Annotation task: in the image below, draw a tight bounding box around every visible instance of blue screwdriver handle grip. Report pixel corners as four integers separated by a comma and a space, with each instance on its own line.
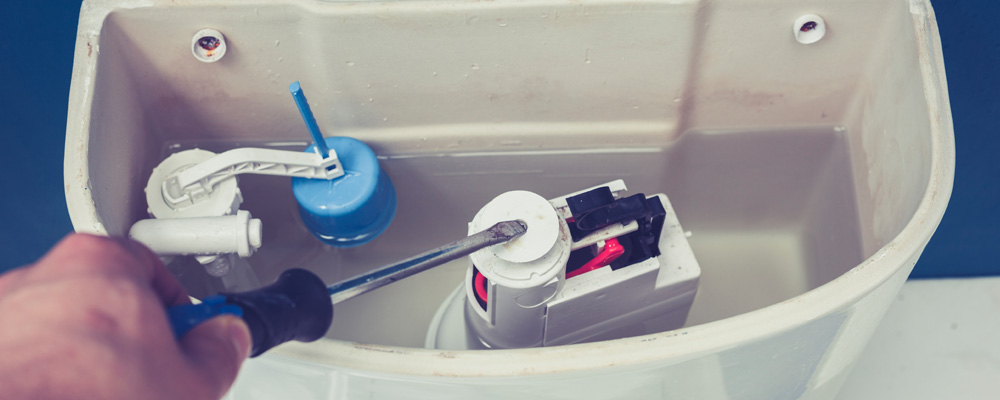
167, 295, 244, 338
165, 269, 333, 357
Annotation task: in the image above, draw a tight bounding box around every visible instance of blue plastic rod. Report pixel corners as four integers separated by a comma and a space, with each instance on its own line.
289, 81, 332, 158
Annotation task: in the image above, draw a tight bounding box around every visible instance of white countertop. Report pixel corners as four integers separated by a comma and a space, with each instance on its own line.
837, 277, 1000, 399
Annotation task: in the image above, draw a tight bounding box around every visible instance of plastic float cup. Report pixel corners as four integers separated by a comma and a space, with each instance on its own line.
292, 137, 397, 248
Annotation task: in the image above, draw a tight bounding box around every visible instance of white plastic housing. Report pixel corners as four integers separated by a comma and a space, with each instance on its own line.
545, 194, 700, 345
129, 210, 262, 257
460, 183, 700, 348
146, 149, 242, 220
465, 191, 572, 348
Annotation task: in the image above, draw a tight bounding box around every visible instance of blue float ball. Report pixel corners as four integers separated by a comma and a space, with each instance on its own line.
292, 137, 396, 247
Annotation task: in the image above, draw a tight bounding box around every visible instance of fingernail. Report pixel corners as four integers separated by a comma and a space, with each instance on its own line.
228, 319, 252, 360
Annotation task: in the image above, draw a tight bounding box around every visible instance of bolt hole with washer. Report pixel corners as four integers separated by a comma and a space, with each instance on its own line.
192, 29, 227, 63
793, 14, 826, 45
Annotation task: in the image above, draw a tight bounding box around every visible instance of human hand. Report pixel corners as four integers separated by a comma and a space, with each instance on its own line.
0, 234, 250, 400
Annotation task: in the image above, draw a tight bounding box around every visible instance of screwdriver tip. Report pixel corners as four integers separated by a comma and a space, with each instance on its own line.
491, 219, 528, 240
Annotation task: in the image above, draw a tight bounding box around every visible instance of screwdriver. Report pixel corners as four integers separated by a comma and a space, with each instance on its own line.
167, 219, 527, 357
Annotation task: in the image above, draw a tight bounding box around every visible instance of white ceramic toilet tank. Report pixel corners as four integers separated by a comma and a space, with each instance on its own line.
64, 0, 954, 398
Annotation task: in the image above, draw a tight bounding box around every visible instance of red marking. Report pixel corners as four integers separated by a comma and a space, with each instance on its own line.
566, 238, 625, 279
474, 270, 488, 304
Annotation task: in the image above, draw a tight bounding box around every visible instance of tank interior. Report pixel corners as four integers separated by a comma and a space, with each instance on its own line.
77, 0, 935, 347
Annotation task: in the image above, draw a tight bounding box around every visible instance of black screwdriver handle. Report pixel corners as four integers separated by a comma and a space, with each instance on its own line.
168, 268, 333, 357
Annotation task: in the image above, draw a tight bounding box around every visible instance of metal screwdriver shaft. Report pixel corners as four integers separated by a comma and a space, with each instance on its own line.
327, 220, 527, 304
169, 220, 526, 356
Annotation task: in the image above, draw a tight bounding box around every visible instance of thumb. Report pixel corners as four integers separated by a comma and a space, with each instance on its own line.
181, 315, 252, 397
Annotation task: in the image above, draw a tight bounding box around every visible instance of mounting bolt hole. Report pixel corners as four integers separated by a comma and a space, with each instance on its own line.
192, 29, 227, 63
793, 14, 826, 45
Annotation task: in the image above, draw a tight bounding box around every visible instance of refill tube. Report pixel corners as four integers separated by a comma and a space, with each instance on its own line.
129, 210, 262, 257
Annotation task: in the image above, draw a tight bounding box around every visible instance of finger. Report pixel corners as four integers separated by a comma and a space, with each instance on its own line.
37, 234, 189, 307
118, 239, 190, 307
180, 315, 251, 398
0, 268, 27, 295
39, 234, 154, 279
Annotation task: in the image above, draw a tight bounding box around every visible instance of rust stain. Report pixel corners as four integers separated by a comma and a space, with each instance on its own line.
87, 42, 92, 57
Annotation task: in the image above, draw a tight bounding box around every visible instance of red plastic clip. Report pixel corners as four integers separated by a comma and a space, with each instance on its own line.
474, 270, 489, 304
566, 238, 625, 279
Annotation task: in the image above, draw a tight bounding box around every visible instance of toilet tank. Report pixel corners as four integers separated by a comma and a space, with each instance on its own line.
64, 0, 954, 398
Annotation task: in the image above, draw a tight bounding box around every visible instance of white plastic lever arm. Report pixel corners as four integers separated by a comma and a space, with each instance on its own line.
162, 147, 344, 207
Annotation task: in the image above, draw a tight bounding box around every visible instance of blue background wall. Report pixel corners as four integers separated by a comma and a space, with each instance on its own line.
0, 0, 995, 276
